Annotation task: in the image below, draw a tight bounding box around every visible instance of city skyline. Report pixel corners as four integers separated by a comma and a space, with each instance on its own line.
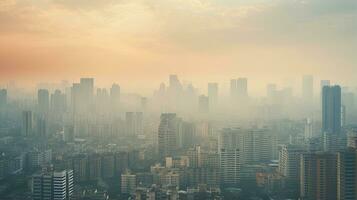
1, 1, 357, 200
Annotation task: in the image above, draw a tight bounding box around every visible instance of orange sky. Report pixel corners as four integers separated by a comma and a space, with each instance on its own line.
0, 0, 357, 93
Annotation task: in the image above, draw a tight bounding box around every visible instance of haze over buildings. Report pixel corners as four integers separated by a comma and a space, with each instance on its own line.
1, 0, 357, 200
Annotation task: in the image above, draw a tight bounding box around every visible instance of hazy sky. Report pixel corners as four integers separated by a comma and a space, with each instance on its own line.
0, 0, 356, 93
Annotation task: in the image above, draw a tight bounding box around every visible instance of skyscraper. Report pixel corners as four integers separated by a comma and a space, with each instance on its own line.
198, 95, 209, 113
0, 89, 7, 108
125, 112, 143, 136
230, 78, 248, 102
300, 152, 337, 200
121, 172, 137, 194
179, 121, 196, 149
304, 118, 314, 140
187, 145, 202, 168
80, 78, 94, 99
322, 85, 341, 134
169, 74, 181, 90
70, 78, 94, 114
322, 85, 341, 151
64, 124, 74, 142
71, 83, 81, 114
337, 148, 357, 200
207, 83, 218, 107
342, 92, 354, 125
220, 127, 274, 165
302, 75, 314, 104
38, 89, 50, 113
51, 90, 67, 113
220, 129, 241, 186
237, 78, 248, 98
80, 78, 94, 111
279, 144, 306, 191
22, 111, 33, 136
36, 115, 47, 137
110, 83, 120, 110
320, 80, 331, 90
158, 113, 178, 159
32, 170, 74, 200
220, 148, 240, 187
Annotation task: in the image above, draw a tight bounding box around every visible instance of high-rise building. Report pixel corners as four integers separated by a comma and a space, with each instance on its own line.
32, 170, 73, 200
121, 172, 137, 194
230, 78, 248, 102
0, 89, 7, 108
72, 155, 88, 183
220, 127, 274, 165
220, 148, 240, 187
115, 152, 129, 175
64, 125, 74, 142
22, 111, 33, 136
242, 127, 274, 164
341, 105, 346, 127
110, 84, 120, 105
278, 144, 306, 190
279, 145, 305, 180
95, 88, 109, 112
304, 118, 314, 140
36, 115, 47, 137
266, 84, 277, 100
72, 78, 94, 113
300, 152, 337, 200
101, 153, 115, 179
207, 83, 218, 107
71, 83, 81, 114
125, 112, 143, 136
320, 80, 331, 90
347, 129, 357, 149
80, 78, 94, 99
38, 89, 50, 113
158, 113, 178, 159
320, 80, 331, 104
169, 75, 181, 90
187, 145, 202, 168
126, 112, 135, 135
342, 92, 354, 125
51, 90, 67, 113
337, 148, 357, 200
237, 78, 248, 98
220, 129, 241, 186
27, 149, 52, 171
322, 85, 341, 151
160, 171, 180, 187
88, 154, 101, 181
198, 95, 209, 113
180, 121, 196, 149
302, 75, 314, 104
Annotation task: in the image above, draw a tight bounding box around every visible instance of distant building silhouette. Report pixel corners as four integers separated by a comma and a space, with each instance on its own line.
22, 111, 33, 136
38, 89, 50, 113
322, 85, 341, 151
208, 82, 218, 107
158, 113, 178, 159
198, 95, 209, 113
